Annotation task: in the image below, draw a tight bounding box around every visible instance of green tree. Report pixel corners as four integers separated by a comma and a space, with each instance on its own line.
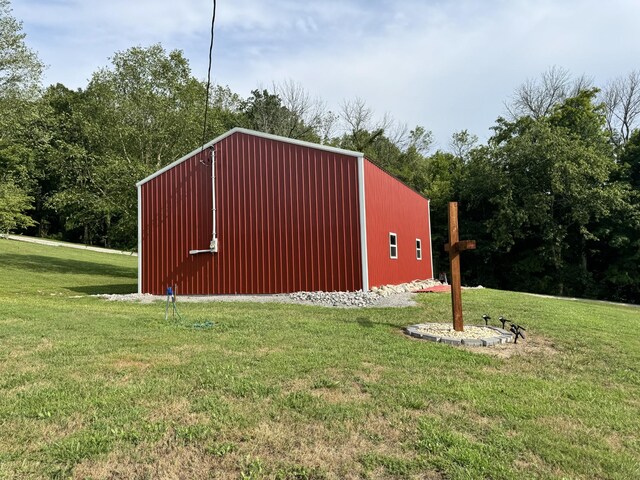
86, 44, 210, 170
589, 130, 640, 302
458, 90, 618, 297
0, 0, 43, 235
241, 88, 321, 142
0, 177, 34, 234
47, 44, 224, 247
449, 129, 478, 160
35, 84, 106, 243
0, 0, 42, 97
422, 150, 465, 274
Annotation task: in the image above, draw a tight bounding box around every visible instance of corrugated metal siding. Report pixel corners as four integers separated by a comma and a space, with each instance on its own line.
141, 131, 362, 294
364, 159, 432, 287
141, 148, 213, 295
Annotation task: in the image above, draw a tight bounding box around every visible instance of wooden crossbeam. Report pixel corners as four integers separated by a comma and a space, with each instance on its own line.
444, 240, 476, 254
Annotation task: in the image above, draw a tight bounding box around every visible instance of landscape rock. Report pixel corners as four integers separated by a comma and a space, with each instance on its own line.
96, 278, 453, 309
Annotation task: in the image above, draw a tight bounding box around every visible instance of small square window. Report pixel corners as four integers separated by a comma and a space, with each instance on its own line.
389, 233, 398, 259
416, 239, 422, 260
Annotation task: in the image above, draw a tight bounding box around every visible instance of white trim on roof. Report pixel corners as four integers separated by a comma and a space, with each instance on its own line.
136, 127, 364, 187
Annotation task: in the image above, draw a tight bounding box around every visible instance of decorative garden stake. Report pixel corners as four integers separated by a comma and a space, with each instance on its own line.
510, 323, 526, 343
444, 202, 476, 332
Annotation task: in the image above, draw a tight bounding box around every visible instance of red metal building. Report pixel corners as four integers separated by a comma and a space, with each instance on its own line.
137, 128, 432, 295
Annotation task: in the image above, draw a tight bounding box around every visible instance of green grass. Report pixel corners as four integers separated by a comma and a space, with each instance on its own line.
1, 238, 639, 479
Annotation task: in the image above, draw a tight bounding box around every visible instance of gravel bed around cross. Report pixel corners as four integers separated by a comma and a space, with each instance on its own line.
95, 279, 449, 308
411, 324, 501, 339
405, 322, 515, 346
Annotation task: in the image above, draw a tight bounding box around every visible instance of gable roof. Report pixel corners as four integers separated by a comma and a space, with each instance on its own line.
136, 127, 364, 187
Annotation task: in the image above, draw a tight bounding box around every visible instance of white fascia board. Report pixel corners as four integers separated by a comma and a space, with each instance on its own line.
137, 185, 142, 294
357, 155, 369, 291
233, 128, 364, 157
427, 199, 434, 280
136, 127, 364, 187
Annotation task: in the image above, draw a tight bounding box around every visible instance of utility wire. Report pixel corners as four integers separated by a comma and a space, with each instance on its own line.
200, 0, 217, 153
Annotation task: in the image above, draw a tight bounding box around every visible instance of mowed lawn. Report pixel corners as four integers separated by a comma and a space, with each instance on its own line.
0, 240, 639, 480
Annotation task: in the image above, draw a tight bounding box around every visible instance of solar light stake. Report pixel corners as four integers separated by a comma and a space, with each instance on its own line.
509, 323, 526, 344
482, 314, 491, 326
499, 316, 508, 329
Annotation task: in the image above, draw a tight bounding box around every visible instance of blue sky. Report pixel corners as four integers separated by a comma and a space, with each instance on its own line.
12, 0, 640, 148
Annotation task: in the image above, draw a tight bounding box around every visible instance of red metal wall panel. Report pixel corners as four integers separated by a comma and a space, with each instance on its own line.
141, 148, 213, 296
364, 159, 432, 287
141, 131, 363, 294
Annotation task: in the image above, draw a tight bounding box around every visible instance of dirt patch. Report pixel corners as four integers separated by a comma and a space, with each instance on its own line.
34, 338, 55, 352
254, 346, 286, 356
512, 451, 547, 473
5, 379, 52, 396
73, 444, 218, 480
461, 334, 559, 359
356, 363, 387, 383
41, 415, 87, 444
283, 376, 371, 404
146, 399, 208, 427
111, 359, 151, 370
423, 402, 494, 444
311, 384, 370, 404
237, 419, 415, 479
71, 415, 440, 480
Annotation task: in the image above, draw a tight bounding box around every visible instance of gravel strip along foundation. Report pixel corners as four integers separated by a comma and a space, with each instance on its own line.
405, 323, 514, 347
96, 279, 449, 308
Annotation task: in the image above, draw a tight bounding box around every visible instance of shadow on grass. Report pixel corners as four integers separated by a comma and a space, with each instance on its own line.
355, 316, 403, 330
0, 254, 136, 279
357, 317, 374, 328
68, 283, 138, 295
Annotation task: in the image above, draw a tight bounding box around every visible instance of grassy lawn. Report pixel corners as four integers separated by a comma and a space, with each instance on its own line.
1, 239, 639, 479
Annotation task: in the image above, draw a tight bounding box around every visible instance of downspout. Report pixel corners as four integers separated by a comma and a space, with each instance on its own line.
190, 146, 219, 255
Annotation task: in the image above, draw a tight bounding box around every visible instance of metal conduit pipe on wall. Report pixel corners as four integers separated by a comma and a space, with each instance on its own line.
189, 146, 218, 255
210, 146, 218, 252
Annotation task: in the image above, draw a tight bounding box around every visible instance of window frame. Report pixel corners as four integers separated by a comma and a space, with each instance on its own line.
416, 238, 422, 260
389, 232, 398, 259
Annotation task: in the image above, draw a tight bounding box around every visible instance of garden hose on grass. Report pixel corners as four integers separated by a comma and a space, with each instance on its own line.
164, 286, 216, 329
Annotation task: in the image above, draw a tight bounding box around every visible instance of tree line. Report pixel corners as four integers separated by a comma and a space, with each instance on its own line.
1, 1, 639, 302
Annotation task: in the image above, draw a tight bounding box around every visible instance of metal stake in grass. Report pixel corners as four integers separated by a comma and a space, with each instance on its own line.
482, 314, 491, 326
165, 285, 182, 321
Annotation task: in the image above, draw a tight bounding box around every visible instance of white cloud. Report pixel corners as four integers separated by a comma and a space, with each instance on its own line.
13, 0, 640, 146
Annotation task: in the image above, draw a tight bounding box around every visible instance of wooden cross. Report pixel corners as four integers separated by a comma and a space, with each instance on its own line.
444, 202, 476, 331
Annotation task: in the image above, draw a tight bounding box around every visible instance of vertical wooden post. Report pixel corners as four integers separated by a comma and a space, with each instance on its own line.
448, 202, 464, 331
444, 202, 475, 332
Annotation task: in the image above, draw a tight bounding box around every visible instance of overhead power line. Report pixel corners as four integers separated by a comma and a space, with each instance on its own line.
201, 0, 217, 151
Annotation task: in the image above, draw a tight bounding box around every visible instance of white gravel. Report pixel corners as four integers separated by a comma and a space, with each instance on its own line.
411, 323, 500, 339
95, 279, 448, 308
